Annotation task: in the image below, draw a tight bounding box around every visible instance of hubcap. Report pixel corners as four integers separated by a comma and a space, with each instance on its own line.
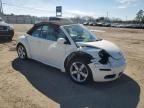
70, 62, 88, 82
18, 45, 25, 59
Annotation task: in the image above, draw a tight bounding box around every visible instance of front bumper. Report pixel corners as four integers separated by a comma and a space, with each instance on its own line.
88, 57, 126, 82
0, 30, 14, 39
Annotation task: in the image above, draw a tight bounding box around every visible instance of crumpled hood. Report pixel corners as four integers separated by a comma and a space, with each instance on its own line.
77, 40, 123, 59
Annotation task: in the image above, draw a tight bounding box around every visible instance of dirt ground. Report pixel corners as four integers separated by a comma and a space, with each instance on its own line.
0, 24, 144, 108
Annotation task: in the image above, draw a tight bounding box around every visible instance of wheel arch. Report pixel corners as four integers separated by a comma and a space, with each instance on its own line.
17, 37, 31, 58
64, 51, 93, 71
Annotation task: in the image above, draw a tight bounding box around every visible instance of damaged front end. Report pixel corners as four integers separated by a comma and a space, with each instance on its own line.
78, 45, 126, 82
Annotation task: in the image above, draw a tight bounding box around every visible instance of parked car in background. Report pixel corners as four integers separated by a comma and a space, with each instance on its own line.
102, 23, 111, 27
17, 20, 126, 84
92, 22, 97, 26
142, 24, 144, 29
96, 22, 104, 26
88, 22, 94, 26
111, 23, 118, 28
0, 17, 14, 41
133, 24, 143, 29
83, 22, 89, 25
84, 21, 144, 29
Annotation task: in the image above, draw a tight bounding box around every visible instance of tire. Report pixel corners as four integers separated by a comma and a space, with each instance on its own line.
68, 59, 92, 84
17, 44, 27, 60
7, 36, 13, 41
7, 30, 14, 41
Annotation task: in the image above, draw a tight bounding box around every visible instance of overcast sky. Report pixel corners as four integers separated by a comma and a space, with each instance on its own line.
2, 0, 144, 20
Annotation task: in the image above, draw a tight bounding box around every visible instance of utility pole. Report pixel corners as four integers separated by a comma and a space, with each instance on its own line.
106, 11, 109, 18
106, 11, 109, 22
0, 0, 3, 17
126, 16, 127, 21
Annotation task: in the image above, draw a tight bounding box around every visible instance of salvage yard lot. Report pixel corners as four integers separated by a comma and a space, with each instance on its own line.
0, 24, 144, 108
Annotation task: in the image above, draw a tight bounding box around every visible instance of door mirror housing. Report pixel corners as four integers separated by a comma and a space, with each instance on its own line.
57, 38, 66, 44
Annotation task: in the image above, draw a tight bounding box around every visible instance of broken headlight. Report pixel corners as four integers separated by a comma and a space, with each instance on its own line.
98, 50, 110, 64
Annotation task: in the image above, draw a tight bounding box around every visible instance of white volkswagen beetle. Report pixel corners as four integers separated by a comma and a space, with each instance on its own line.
17, 21, 126, 84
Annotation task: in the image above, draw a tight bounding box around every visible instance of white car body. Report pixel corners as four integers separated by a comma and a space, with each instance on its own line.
17, 22, 126, 83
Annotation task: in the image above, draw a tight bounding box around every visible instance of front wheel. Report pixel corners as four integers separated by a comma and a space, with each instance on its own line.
68, 59, 92, 84
17, 44, 27, 60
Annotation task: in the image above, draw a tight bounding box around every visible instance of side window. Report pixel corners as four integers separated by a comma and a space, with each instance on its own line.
55, 28, 67, 39
31, 26, 42, 37
46, 26, 57, 41
55, 28, 71, 44
40, 25, 48, 39
31, 25, 69, 43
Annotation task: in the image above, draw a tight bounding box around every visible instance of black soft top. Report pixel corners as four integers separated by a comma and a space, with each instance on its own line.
34, 22, 75, 26
34, 21, 75, 27
27, 21, 76, 35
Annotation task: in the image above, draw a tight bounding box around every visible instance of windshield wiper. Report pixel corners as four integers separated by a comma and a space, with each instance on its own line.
87, 39, 102, 42
96, 38, 103, 41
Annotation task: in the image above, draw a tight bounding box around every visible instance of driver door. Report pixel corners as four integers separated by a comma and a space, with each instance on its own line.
41, 24, 70, 68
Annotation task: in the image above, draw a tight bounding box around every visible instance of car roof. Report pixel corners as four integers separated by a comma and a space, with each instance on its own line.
35, 21, 75, 27
34, 17, 76, 27
27, 19, 76, 35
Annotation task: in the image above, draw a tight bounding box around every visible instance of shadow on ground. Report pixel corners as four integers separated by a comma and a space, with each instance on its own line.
12, 58, 140, 108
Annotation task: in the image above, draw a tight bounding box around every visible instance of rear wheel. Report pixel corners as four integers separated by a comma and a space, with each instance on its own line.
17, 44, 27, 59
68, 59, 92, 84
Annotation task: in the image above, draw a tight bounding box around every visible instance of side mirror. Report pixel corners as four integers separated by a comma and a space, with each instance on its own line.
57, 38, 66, 44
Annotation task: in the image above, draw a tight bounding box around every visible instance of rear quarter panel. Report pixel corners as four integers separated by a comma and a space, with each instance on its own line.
17, 34, 31, 58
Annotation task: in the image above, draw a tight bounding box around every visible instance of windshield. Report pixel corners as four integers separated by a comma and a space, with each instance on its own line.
63, 24, 98, 42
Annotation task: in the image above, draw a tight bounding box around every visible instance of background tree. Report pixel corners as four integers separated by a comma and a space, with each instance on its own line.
135, 10, 144, 22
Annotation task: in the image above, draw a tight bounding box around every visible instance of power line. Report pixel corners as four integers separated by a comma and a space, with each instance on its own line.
0, 0, 3, 15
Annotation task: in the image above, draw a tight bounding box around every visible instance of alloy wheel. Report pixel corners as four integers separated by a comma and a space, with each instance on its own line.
17, 45, 26, 59
70, 62, 89, 83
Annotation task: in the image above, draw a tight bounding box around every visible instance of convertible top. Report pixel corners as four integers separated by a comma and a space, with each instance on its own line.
34, 17, 75, 26
35, 21, 75, 26
27, 19, 76, 35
